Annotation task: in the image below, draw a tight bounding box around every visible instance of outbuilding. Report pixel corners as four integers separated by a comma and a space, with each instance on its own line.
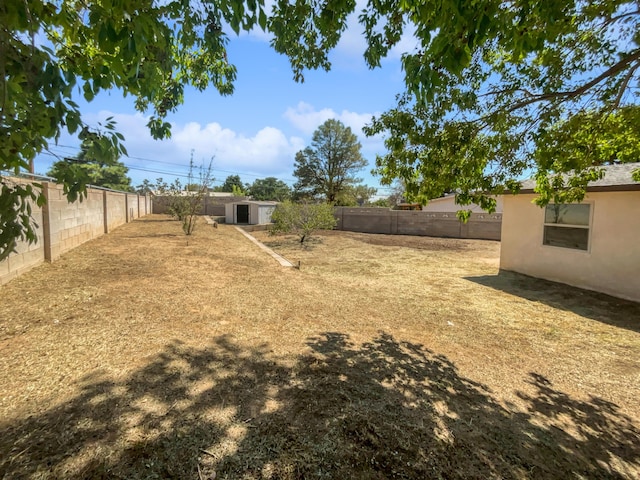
225, 200, 278, 225
500, 162, 640, 302
422, 194, 503, 213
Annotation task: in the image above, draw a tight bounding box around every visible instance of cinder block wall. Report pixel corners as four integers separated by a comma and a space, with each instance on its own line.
1, 178, 151, 284
334, 207, 502, 240
104, 191, 127, 233
42, 182, 105, 261
126, 193, 139, 221
0, 179, 45, 285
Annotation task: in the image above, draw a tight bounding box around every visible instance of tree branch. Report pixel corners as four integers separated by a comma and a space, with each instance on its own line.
501, 50, 640, 113
471, 51, 640, 126
601, 9, 640, 28
612, 60, 640, 108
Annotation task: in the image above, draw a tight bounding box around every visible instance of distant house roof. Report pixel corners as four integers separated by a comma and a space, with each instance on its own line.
208, 192, 235, 197
519, 162, 640, 192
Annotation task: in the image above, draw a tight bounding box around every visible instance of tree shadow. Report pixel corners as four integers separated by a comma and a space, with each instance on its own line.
120, 233, 181, 238
135, 217, 176, 223
465, 271, 640, 333
261, 234, 324, 251
1, 333, 638, 479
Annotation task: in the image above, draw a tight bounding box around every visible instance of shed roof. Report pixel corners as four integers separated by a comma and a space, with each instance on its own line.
519, 162, 640, 192
231, 200, 279, 206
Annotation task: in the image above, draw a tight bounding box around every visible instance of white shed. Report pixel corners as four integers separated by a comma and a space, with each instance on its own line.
225, 201, 278, 225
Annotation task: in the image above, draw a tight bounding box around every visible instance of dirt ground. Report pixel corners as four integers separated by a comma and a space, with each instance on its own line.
1, 215, 639, 479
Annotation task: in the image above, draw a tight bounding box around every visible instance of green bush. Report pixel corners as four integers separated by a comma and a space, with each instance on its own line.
270, 201, 337, 244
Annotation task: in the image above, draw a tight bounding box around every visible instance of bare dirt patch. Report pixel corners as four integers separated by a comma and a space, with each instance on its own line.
1, 216, 639, 479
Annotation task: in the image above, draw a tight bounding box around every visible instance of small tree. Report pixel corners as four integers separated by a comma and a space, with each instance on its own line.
153, 177, 189, 221
155, 155, 214, 235
269, 201, 337, 244
135, 179, 155, 195
180, 158, 214, 235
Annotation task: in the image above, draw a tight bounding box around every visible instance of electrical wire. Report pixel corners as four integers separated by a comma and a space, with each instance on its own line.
48, 144, 298, 184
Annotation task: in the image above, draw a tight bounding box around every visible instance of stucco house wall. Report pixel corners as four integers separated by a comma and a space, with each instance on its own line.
500, 190, 640, 302
423, 195, 503, 213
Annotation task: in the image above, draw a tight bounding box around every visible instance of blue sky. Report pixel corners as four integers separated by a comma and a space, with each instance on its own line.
35, 16, 417, 195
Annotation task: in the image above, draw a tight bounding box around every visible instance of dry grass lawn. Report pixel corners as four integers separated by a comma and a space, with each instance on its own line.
1, 215, 639, 479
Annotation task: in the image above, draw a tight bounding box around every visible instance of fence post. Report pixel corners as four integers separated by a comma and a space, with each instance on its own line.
41, 182, 53, 262
103, 191, 109, 233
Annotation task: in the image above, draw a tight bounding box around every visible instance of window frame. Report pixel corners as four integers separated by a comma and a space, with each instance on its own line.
542, 202, 593, 252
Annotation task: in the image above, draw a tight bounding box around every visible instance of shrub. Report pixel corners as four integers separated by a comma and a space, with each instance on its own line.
269, 201, 337, 244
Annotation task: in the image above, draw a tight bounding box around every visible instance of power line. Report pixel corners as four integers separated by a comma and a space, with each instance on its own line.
39, 151, 217, 182
43, 145, 390, 192
50, 144, 298, 183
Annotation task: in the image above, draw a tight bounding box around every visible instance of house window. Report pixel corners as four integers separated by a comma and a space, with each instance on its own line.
543, 204, 591, 251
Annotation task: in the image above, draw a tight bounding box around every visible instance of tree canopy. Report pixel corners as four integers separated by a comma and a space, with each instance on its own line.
248, 177, 292, 201
362, 1, 640, 212
47, 141, 133, 195
293, 119, 367, 204
336, 184, 378, 206
216, 175, 247, 194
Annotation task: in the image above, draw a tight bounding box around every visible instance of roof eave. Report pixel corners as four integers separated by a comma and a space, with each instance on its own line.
515, 184, 640, 194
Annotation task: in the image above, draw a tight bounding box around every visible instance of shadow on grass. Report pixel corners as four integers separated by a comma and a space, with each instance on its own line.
134, 217, 176, 222
120, 233, 181, 238
1, 333, 638, 479
261, 235, 324, 251
465, 271, 640, 333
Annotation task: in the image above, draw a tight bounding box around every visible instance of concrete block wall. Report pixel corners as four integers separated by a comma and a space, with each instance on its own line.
104, 191, 127, 233
126, 193, 139, 222
205, 203, 226, 216
42, 183, 105, 261
335, 207, 502, 240
143, 194, 152, 215
0, 179, 46, 285
1, 178, 151, 284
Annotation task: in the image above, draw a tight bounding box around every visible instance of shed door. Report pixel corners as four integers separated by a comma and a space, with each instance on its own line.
236, 204, 249, 223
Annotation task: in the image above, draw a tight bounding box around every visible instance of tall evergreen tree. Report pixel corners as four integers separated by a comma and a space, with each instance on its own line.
293, 119, 367, 204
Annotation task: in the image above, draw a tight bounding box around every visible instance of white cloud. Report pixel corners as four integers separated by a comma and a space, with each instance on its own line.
284, 101, 377, 136
51, 111, 304, 183
282, 102, 385, 159
173, 122, 304, 174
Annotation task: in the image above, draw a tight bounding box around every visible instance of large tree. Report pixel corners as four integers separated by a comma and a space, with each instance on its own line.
361, 1, 640, 213
216, 175, 247, 194
336, 184, 378, 206
293, 119, 367, 203
248, 177, 292, 201
47, 141, 133, 195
